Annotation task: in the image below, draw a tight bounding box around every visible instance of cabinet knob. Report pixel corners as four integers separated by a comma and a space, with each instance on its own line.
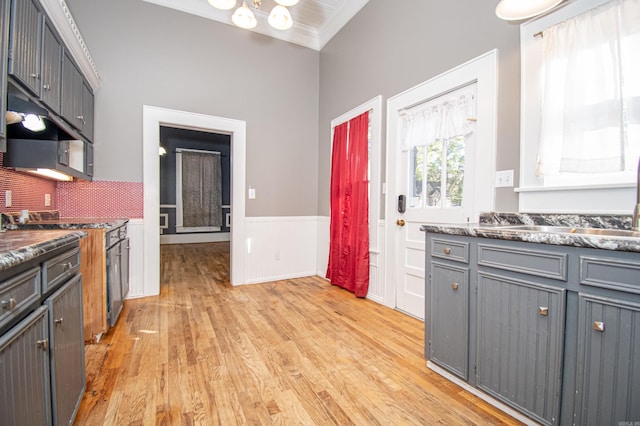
443, 247, 451, 255
593, 321, 605, 332
451, 282, 459, 290
54, 317, 64, 326
30, 72, 40, 79
63, 262, 73, 271
43, 84, 50, 90
36, 339, 49, 350
538, 306, 549, 316
1, 298, 17, 310
76, 115, 84, 120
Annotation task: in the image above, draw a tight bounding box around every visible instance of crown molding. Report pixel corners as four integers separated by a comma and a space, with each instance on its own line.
39, 0, 102, 91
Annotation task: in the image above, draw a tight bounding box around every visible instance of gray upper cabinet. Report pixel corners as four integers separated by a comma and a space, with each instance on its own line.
40, 19, 62, 112
61, 51, 93, 141
0, 0, 9, 151
8, 0, 42, 97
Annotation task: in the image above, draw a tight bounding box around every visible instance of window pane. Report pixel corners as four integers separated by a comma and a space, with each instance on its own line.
426, 141, 443, 207
409, 146, 425, 208
446, 137, 465, 207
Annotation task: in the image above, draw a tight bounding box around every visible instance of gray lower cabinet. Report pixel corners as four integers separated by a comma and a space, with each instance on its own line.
0, 305, 52, 426
425, 233, 640, 425
429, 262, 469, 379
45, 274, 85, 426
574, 294, 640, 426
476, 272, 565, 425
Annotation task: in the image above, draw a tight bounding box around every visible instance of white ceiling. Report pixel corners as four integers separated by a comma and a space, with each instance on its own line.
142, 0, 370, 50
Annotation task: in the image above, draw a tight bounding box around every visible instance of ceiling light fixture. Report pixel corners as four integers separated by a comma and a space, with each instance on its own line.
495, 0, 563, 20
211, 0, 297, 31
208, 0, 236, 10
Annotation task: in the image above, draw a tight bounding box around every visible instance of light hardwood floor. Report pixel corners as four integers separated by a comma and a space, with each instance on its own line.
75, 242, 521, 425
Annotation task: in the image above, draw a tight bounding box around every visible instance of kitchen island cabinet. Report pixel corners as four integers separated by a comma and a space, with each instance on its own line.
423, 220, 640, 426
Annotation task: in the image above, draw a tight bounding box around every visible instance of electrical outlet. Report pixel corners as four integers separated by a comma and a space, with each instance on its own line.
248, 188, 256, 199
495, 170, 514, 188
5, 190, 11, 207
45, 193, 51, 207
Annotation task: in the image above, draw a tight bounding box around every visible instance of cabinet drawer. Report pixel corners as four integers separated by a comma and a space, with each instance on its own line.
580, 256, 640, 294
0, 267, 41, 330
478, 243, 568, 281
42, 248, 80, 294
431, 238, 469, 264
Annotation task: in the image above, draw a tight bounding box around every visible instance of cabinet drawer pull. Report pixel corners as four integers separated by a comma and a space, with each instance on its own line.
443, 247, 451, 255
538, 307, 548, 316
1, 298, 17, 310
451, 282, 459, 290
76, 115, 84, 120
593, 321, 605, 332
36, 339, 49, 350
54, 317, 64, 326
43, 84, 50, 90
63, 262, 74, 271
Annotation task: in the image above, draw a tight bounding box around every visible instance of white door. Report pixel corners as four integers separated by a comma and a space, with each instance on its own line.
385, 51, 498, 320
394, 85, 477, 319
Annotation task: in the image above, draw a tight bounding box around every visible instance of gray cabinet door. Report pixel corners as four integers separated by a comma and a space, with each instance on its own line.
8, 0, 42, 96
0, 305, 52, 425
0, 0, 9, 151
81, 80, 94, 140
477, 272, 565, 425
40, 20, 62, 112
45, 274, 85, 426
429, 262, 469, 379
85, 141, 94, 177
574, 294, 640, 426
61, 50, 82, 127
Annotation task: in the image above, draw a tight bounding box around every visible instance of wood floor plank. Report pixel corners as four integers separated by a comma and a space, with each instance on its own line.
75, 242, 523, 425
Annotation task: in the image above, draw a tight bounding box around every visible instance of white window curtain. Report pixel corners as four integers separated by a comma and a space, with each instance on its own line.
401, 85, 476, 150
537, 0, 640, 176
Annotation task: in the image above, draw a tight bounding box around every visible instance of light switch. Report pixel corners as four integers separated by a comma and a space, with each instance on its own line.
495, 170, 514, 188
248, 188, 256, 199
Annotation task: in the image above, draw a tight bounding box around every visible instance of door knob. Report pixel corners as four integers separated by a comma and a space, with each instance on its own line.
396, 219, 405, 227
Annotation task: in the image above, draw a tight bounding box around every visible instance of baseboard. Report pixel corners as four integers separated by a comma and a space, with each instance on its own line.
160, 232, 230, 244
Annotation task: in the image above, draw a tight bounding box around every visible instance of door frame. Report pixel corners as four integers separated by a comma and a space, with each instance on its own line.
383, 50, 498, 310
143, 106, 246, 295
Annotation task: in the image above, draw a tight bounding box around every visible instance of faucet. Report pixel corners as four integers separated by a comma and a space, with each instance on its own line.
634, 157, 640, 231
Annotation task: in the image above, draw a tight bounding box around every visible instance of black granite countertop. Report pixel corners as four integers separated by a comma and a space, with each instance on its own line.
420, 212, 640, 253
6, 218, 128, 231
0, 229, 87, 272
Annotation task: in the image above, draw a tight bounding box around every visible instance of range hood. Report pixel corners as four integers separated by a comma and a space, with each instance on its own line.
4, 94, 89, 181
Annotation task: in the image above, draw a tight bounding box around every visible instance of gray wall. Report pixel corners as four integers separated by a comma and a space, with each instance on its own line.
318, 0, 521, 217
65, 0, 320, 217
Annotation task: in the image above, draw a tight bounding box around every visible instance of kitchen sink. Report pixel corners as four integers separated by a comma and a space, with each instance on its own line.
487, 225, 640, 238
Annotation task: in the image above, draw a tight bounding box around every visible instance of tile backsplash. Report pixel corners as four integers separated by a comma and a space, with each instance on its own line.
1, 154, 143, 218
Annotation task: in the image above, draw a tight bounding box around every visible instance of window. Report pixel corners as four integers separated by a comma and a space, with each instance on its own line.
519, 0, 640, 212
403, 84, 477, 212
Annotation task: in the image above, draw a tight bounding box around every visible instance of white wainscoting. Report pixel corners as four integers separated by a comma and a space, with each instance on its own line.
315, 217, 387, 306
160, 232, 230, 245
126, 219, 145, 299
244, 216, 320, 284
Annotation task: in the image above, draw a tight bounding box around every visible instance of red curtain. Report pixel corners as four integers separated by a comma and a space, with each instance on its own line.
326, 111, 370, 297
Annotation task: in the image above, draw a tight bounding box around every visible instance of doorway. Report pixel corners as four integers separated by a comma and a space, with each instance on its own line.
384, 50, 498, 319
143, 106, 247, 296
